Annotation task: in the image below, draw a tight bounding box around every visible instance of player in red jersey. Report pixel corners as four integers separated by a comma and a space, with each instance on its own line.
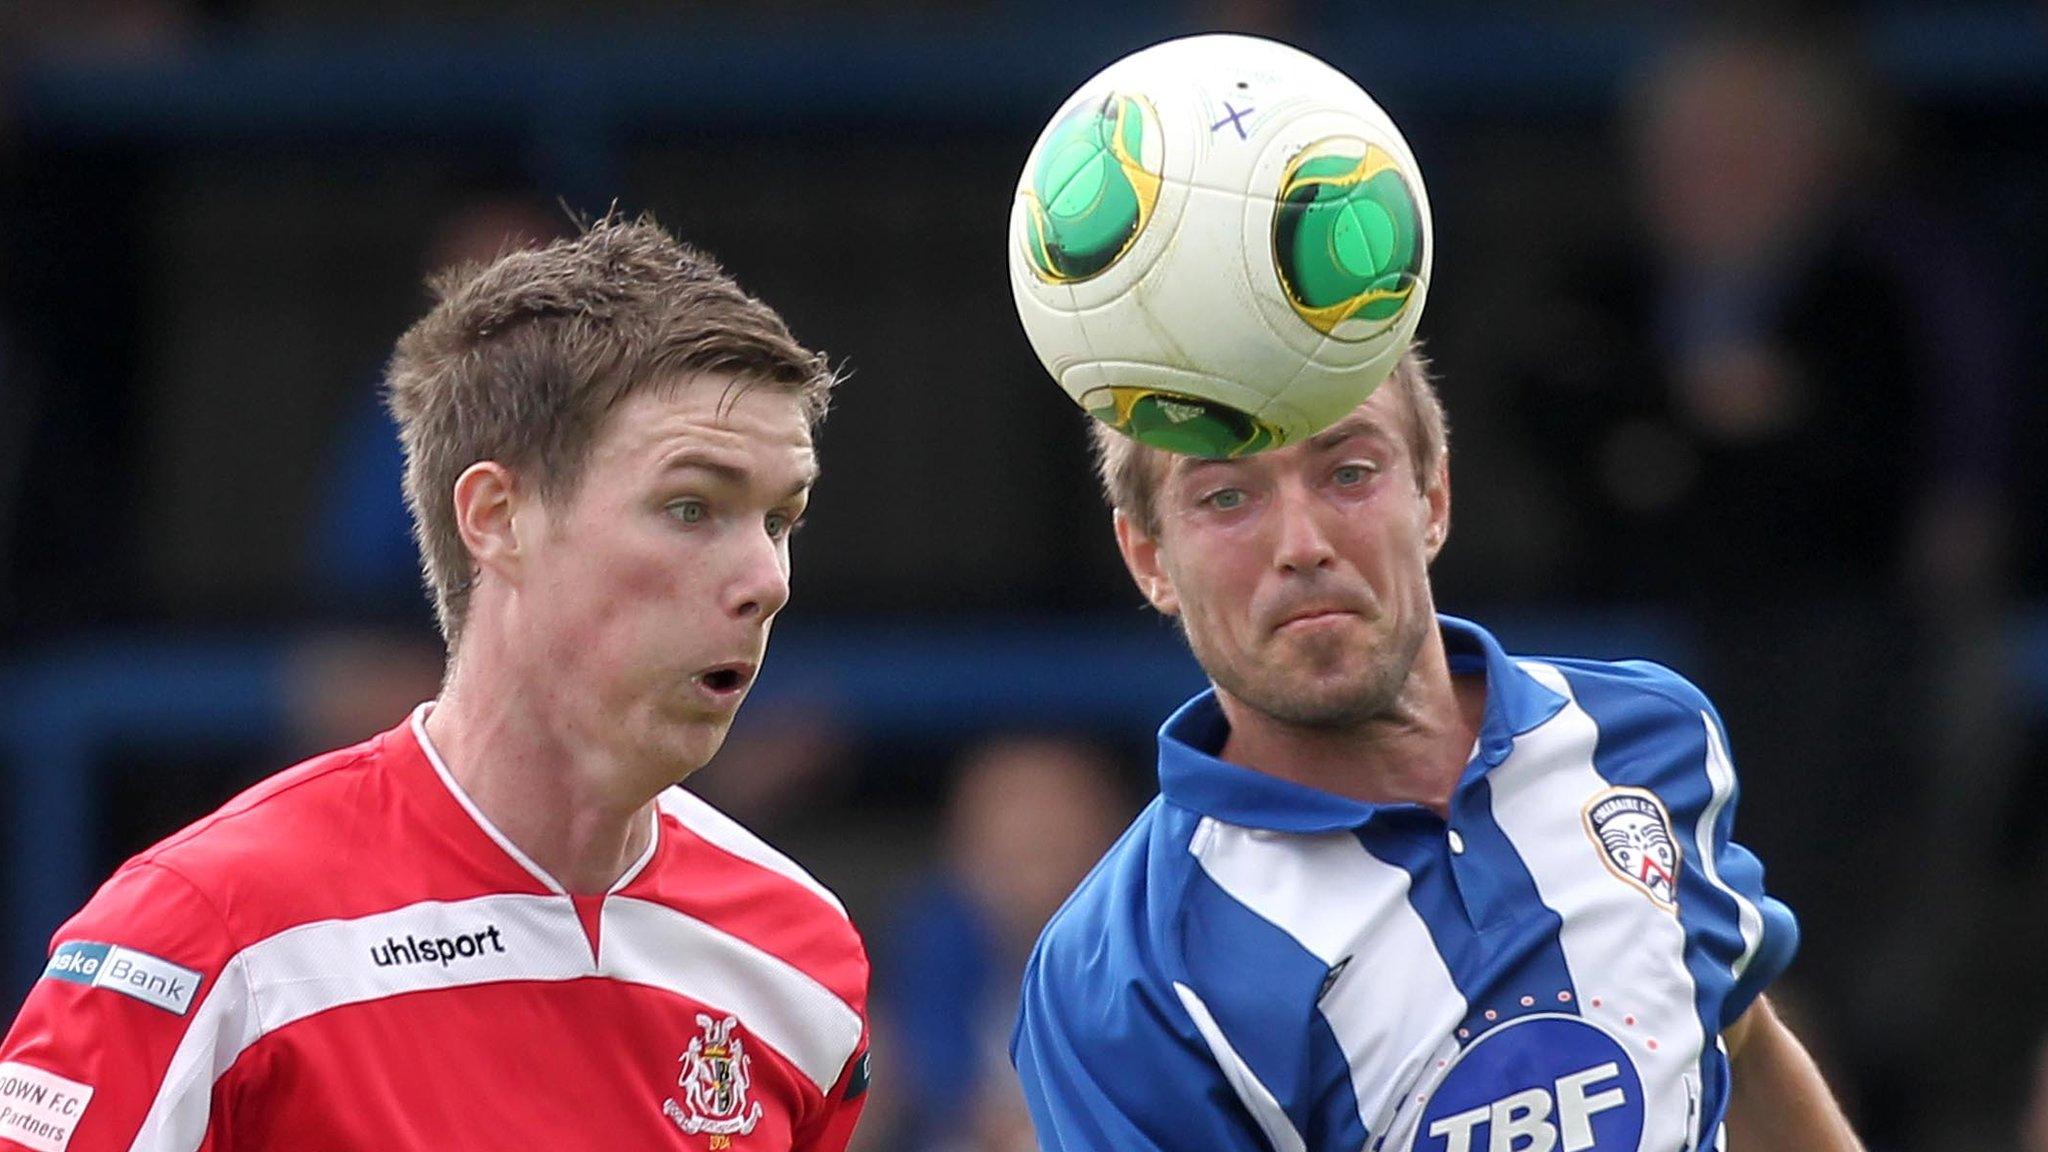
0, 217, 870, 1152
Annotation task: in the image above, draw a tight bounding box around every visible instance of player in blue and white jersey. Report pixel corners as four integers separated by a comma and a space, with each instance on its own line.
1011, 351, 1862, 1151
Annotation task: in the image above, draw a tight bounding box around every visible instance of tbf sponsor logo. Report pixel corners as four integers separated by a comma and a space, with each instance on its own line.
1426, 1063, 1628, 1152
1418, 1015, 1644, 1152
663, 1014, 763, 1144
1582, 787, 1681, 911
42, 941, 201, 1015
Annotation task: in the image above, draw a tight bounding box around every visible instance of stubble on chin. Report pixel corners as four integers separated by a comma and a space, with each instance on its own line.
1198, 618, 1426, 731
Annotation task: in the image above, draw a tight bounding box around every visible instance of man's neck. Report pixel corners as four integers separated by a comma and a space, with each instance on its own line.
1215, 638, 1485, 817
422, 674, 657, 895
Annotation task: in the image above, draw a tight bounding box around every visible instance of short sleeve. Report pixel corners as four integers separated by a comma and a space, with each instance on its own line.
795, 1038, 871, 1152
1010, 939, 1272, 1152
1694, 705, 1801, 1025
1, 861, 241, 1152
1606, 660, 1801, 1026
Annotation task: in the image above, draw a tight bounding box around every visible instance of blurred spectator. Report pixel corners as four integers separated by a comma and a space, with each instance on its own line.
686, 698, 859, 836
1500, 26, 2015, 609
284, 194, 566, 750
308, 194, 567, 620
1482, 24, 2026, 1145
873, 735, 1134, 1152
8, 0, 198, 59
2026, 1033, 2048, 1152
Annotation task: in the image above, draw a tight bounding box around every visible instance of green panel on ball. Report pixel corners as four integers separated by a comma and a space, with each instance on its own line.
1020, 94, 1163, 284
1086, 386, 1285, 459
1273, 141, 1426, 337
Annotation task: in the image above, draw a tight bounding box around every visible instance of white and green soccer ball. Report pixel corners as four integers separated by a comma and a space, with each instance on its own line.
1008, 33, 1432, 457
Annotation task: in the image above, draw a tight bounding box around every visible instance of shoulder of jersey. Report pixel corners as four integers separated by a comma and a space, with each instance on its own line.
1525, 654, 1718, 724
654, 787, 853, 923
98, 732, 403, 942
1031, 797, 1186, 973
132, 732, 390, 875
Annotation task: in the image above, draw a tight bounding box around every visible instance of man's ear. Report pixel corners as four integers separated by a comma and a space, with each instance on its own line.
1113, 510, 1180, 617
450, 461, 526, 585
1423, 453, 1451, 562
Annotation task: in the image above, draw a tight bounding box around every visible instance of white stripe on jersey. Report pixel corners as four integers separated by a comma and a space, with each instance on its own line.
657, 790, 849, 919
1173, 982, 1307, 1152
1188, 817, 1466, 1140
122, 892, 860, 1150
136, 893, 592, 1149
1696, 713, 1764, 982
604, 897, 862, 1091
250, 894, 592, 1024
1502, 662, 1705, 1152
128, 952, 256, 1152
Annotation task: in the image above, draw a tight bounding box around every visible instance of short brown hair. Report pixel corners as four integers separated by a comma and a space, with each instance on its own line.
386, 214, 837, 648
1090, 346, 1447, 536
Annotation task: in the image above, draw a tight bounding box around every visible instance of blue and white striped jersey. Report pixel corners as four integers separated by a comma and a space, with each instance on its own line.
1012, 616, 1797, 1152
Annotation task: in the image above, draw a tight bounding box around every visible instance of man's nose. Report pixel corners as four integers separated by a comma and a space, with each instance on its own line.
1270, 482, 1337, 574
728, 531, 792, 621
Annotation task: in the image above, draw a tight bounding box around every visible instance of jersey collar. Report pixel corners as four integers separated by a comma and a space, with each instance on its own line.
403, 702, 663, 896
1154, 614, 1568, 833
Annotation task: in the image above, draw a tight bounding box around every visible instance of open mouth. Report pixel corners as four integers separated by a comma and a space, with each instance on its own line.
695, 664, 754, 695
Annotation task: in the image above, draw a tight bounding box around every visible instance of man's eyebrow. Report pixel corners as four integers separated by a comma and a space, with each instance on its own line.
1307, 416, 1393, 452
660, 452, 818, 499
658, 453, 747, 482
1168, 454, 1237, 482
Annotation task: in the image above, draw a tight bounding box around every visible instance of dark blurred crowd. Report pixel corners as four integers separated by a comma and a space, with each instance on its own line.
1450, 29, 2038, 1149
3, 5, 2045, 1151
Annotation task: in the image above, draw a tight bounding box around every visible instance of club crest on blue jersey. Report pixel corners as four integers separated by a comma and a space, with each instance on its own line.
1582, 787, 1681, 911
1415, 1014, 1644, 1152
662, 1013, 763, 1144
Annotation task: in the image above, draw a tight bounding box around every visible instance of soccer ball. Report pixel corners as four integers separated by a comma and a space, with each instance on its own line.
1008, 33, 1432, 457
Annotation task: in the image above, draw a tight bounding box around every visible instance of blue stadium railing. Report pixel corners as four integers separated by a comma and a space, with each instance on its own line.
0, 610, 1704, 1006
16, 8, 2044, 136
11, 8, 2043, 178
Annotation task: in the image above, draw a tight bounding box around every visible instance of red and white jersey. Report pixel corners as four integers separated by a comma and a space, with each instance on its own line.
0, 707, 870, 1152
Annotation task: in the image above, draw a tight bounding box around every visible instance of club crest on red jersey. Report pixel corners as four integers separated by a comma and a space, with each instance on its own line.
1582, 787, 1681, 911
662, 1014, 764, 1143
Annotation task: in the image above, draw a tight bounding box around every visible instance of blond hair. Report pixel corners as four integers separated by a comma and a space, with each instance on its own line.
1089, 347, 1446, 536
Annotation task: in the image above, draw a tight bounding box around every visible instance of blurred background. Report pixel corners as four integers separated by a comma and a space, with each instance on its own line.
1, 1, 2044, 1148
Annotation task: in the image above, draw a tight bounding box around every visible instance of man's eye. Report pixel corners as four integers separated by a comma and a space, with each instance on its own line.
668, 500, 708, 524
766, 513, 802, 540
1203, 488, 1247, 511
1333, 464, 1374, 486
